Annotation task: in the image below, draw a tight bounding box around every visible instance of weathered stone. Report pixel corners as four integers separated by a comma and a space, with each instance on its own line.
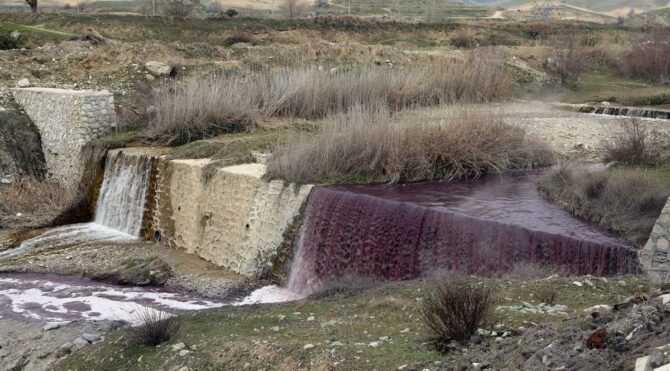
12, 88, 117, 189
158, 161, 311, 278
145, 61, 173, 77
16, 79, 30, 88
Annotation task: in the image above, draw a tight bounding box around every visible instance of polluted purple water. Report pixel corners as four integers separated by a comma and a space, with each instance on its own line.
288, 172, 638, 294
0, 273, 224, 323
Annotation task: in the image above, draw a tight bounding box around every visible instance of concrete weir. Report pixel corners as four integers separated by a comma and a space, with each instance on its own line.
154, 160, 312, 278
641, 198, 670, 284
12, 88, 117, 189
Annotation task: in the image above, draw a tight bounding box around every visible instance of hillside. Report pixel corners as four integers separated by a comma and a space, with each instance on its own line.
471, 0, 670, 16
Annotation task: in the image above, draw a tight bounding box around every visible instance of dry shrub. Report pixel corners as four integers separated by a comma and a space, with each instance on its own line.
604, 119, 669, 165
130, 309, 180, 346
450, 29, 476, 49
535, 285, 558, 305
545, 34, 591, 88
163, 0, 197, 17
0, 178, 76, 216
621, 28, 670, 84
421, 278, 496, 349
539, 164, 669, 246
267, 105, 553, 184
224, 31, 255, 46
148, 51, 512, 145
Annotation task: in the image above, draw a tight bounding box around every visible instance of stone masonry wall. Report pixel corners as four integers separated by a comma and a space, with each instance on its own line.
12, 88, 116, 189
156, 160, 312, 278
640, 198, 670, 285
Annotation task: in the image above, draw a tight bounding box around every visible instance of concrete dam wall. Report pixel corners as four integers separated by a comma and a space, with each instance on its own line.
641, 198, 670, 285
12, 88, 117, 189
154, 159, 312, 278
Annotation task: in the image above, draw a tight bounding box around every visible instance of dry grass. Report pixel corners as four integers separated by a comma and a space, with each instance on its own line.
130, 309, 180, 346
621, 28, 670, 84
604, 119, 669, 165
267, 105, 553, 184
539, 164, 669, 246
148, 50, 511, 145
421, 278, 496, 349
0, 177, 76, 216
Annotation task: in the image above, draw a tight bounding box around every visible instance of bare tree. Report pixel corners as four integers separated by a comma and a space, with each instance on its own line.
283, 0, 306, 18
25, 0, 37, 13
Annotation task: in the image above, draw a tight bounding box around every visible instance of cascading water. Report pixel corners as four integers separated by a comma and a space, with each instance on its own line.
0, 150, 153, 258
580, 105, 670, 120
287, 172, 638, 295
94, 150, 153, 236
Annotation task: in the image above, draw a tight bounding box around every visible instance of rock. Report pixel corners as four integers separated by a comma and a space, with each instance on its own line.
16, 79, 31, 88
145, 74, 156, 81
178, 349, 191, 356
10, 31, 22, 40
307, 316, 315, 321
81, 333, 100, 343
573, 342, 585, 352
586, 328, 607, 349
271, 326, 280, 332
369, 341, 380, 347
650, 350, 665, 367
73, 337, 89, 350
618, 280, 627, 287
42, 322, 61, 331
634, 356, 652, 371
584, 279, 594, 288
145, 61, 173, 77
172, 342, 186, 352
572, 281, 583, 287
56, 342, 73, 358
303, 344, 315, 350
398, 365, 408, 370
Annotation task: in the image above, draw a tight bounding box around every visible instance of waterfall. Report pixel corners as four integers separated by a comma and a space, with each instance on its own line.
287, 173, 638, 295
1, 150, 153, 258
94, 150, 153, 236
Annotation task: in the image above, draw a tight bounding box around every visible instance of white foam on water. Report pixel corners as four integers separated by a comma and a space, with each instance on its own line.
0, 277, 223, 323
1, 150, 152, 259
234, 285, 305, 306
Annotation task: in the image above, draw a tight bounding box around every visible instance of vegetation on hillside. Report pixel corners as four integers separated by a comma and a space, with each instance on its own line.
267, 105, 553, 184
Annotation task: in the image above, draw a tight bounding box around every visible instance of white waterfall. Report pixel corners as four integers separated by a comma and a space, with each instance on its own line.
94, 150, 153, 236
0, 150, 153, 259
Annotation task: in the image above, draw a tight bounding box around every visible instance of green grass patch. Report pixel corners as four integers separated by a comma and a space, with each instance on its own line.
55, 275, 647, 370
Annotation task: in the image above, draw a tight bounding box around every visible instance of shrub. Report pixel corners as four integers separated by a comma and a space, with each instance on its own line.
163, 0, 197, 17
225, 8, 238, 17
535, 285, 558, 305
0, 178, 75, 217
0, 32, 25, 50
130, 309, 180, 346
421, 279, 496, 349
148, 52, 512, 145
604, 119, 669, 165
545, 34, 590, 88
267, 105, 553, 184
620, 28, 670, 83
539, 164, 670, 246
224, 31, 254, 47
450, 29, 476, 49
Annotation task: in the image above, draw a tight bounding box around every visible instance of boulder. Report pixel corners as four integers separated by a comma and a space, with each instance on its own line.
16, 79, 30, 88
145, 61, 173, 77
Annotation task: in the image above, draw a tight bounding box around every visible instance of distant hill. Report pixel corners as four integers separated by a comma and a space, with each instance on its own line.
466, 0, 670, 16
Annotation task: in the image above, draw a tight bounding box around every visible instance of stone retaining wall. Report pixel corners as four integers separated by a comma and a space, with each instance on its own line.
12, 88, 116, 189
641, 198, 670, 285
155, 160, 312, 278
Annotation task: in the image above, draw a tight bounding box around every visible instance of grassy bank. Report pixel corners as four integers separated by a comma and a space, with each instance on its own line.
56, 274, 647, 370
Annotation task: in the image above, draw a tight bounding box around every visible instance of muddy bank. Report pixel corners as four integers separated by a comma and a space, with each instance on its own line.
0, 239, 259, 301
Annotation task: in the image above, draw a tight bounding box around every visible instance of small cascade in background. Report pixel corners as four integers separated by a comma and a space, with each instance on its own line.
287, 173, 638, 295
578, 105, 670, 120
0, 150, 154, 258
